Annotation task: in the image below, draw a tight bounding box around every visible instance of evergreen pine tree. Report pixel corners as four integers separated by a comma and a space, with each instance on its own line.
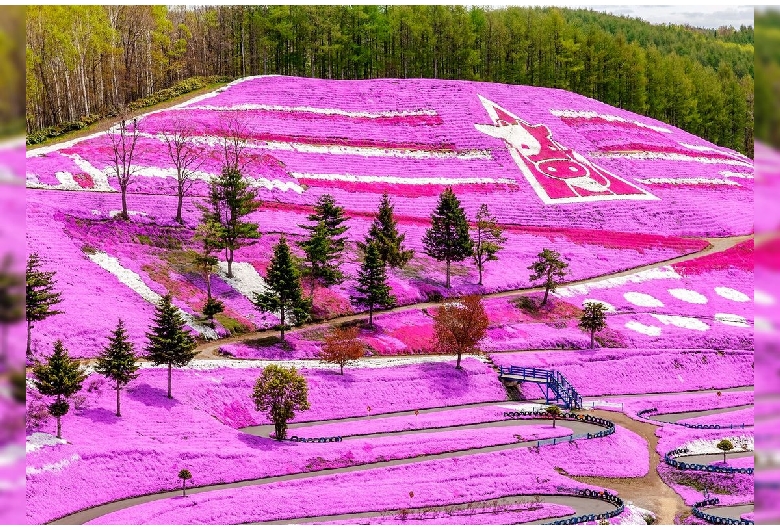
192, 218, 222, 300
358, 194, 413, 269
95, 319, 139, 416
578, 302, 607, 349
299, 221, 331, 298
32, 340, 87, 438
26, 253, 63, 361
528, 248, 569, 306
299, 195, 349, 285
352, 241, 396, 327
253, 237, 311, 341
472, 204, 506, 286
145, 294, 197, 399
200, 166, 260, 278
422, 188, 473, 288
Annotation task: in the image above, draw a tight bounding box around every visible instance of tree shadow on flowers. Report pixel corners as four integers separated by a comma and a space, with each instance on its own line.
126, 383, 179, 410
235, 431, 287, 453
415, 361, 471, 399
77, 407, 122, 425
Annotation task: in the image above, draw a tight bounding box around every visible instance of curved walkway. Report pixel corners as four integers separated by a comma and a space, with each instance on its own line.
49, 412, 615, 525
700, 503, 754, 520
676, 451, 754, 466
250, 494, 618, 525
192, 235, 750, 359
649, 403, 754, 426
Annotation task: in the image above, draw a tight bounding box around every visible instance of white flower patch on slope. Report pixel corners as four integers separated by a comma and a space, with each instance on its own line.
755, 290, 775, 306
668, 289, 708, 304
625, 321, 662, 337
217, 261, 269, 300
680, 435, 753, 456
651, 314, 709, 331
555, 266, 681, 298
27, 454, 80, 476
26, 433, 67, 454
88, 252, 217, 339
129, 354, 488, 371
714, 314, 750, 328
624, 292, 664, 308
714, 287, 751, 302
291, 172, 515, 186
176, 103, 438, 119
583, 299, 616, 312
636, 177, 740, 187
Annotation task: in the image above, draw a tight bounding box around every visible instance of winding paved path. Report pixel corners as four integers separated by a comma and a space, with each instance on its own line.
194, 235, 750, 359
48, 391, 753, 525
649, 404, 753, 424
250, 494, 617, 525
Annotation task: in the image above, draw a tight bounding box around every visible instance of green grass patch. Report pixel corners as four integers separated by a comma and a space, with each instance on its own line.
215, 314, 250, 335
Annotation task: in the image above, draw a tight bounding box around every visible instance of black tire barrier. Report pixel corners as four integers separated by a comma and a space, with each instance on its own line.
287, 435, 343, 443
638, 407, 748, 431
664, 449, 753, 475
542, 489, 625, 525
691, 497, 754, 525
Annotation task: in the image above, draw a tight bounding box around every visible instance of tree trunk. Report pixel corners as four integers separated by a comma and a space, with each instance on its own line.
116, 383, 121, 417
340, 363, 344, 375
56, 415, 62, 439
723, 452, 727, 463
590, 329, 595, 349
553, 417, 556, 428
227, 249, 234, 278
120, 184, 129, 219
369, 303, 373, 327
446, 259, 451, 289
176, 185, 184, 224
541, 287, 550, 306
26, 320, 32, 360
206, 272, 212, 299
167, 363, 173, 399
182, 480, 186, 497
280, 307, 285, 341
478, 265, 483, 286
456, 351, 462, 369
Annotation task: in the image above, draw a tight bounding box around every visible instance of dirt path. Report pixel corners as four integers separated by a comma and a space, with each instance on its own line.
565, 409, 688, 525
192, 234, 750, 359
48, 396, 752, 525
48, 418, 605, 525
27, 81, 230, 151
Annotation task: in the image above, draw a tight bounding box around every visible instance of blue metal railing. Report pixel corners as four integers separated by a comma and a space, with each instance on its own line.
498, 366, 583, 410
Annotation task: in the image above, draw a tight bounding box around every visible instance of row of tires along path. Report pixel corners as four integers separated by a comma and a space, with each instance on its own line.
49, 388, 753, 525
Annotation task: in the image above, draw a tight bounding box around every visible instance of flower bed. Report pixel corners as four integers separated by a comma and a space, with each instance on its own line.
493, 349, 753, 397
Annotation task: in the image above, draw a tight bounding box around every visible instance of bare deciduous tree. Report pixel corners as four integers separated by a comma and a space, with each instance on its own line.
220, 116, 250, 172
106, 112, 140, 220
161, 120, 205, 224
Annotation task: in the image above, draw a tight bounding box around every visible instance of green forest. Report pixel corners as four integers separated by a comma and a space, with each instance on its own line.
26, 5, 754, 155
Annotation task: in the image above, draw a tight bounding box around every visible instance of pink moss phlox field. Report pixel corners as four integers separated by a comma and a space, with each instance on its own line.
655, 424, 754, 506
85, 440, 619, 525
620, 391, 753, 420
308, 503, 576, 525
495, 349, 753, 398
26, 360, 507, 523
682, 408, 754, 427
287, 405, 511, 438
26, 75, 752, 356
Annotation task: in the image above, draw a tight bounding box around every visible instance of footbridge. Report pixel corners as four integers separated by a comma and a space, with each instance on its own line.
498, 366, 583, 410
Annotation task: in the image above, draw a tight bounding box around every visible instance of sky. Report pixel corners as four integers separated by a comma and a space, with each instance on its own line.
537, 4, 754, 29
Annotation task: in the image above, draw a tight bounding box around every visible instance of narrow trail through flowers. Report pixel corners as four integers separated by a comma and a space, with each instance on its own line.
191, 234, 750, 360
46, 393, 749, 525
